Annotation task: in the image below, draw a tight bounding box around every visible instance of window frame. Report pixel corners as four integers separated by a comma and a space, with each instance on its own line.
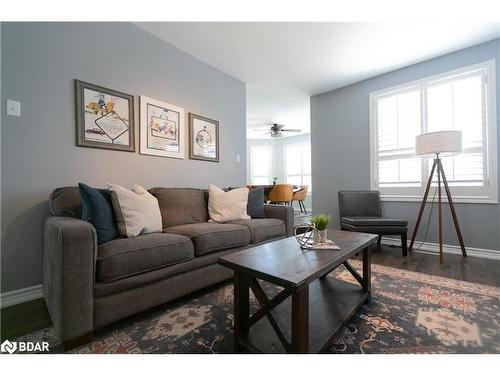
369, 59, 498, 204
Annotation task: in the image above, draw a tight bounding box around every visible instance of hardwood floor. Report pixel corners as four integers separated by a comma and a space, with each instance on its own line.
1, 240, 499, 342
368, 243, 500, 287
294, 210, 500, 287
1, 298, 52, 340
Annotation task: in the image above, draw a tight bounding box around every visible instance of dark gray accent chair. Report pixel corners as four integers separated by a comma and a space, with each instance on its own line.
338, 190, 408, 256
43, 186, 294, 350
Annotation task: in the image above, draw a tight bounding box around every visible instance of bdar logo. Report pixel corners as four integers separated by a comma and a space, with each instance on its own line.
0, 339, 48, 353
1, 339, 17, 354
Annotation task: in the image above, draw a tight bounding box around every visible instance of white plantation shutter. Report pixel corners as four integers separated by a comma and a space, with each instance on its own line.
370, 60, 497, 202
427, 72, 485, 186
376, 88, 422, 187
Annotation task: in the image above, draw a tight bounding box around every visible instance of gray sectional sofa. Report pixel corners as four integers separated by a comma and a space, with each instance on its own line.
43, 186, 294, 349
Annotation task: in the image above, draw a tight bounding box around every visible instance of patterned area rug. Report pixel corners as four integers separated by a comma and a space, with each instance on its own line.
16, 261, 500, 354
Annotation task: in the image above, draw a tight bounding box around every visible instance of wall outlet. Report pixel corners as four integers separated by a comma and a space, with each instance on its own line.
6, 100, 21, 117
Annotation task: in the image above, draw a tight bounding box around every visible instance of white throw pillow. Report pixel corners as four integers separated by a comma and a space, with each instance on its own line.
207, 184, 251, 223
108, 183, 162, 237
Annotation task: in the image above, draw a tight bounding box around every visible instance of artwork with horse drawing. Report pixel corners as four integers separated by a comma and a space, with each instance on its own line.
75, 80, 135, 152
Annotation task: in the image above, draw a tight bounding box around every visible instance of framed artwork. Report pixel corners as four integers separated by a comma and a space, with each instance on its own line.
189, 113, 220, 162
75, 80, 135, 152
140, 95, 185, 159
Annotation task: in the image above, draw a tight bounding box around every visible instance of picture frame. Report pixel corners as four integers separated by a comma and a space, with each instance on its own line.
189, 113, 220, 162
75, 80, 135, 152
140, 95, 185, 159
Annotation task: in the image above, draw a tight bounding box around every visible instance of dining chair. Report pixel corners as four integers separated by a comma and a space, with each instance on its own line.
292, 185, 309, 214
268, 184, 294, 205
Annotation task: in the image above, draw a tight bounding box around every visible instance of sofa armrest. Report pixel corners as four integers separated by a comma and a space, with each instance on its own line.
264, 204, 294, 237
43, 216, 97, 344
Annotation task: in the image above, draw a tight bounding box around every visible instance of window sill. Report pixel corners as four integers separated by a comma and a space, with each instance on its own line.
380, 195, 498, 204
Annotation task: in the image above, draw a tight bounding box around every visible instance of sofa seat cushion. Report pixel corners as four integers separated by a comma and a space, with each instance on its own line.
229, 219, 285, 244
164, 222, 251, 256
341, 216, 408, 227
149, 188, 208, 229
97, 233, 194, 282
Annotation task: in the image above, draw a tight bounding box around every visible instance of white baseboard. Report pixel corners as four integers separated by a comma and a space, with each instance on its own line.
0, 284, 43, 309
381, 237, 500, 261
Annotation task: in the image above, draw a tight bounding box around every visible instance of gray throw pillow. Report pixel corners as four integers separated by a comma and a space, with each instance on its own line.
247, 187, 266, 218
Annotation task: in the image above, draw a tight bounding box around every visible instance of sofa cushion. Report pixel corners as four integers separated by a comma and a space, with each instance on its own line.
164, 222, 251, 256
79, 183, 118, 245
229, 218, 285, 244
109, 184, 162, 237
94, 246, 248, 298
341, 216, 408, 227
207, 184, 250, 223
97, 233, 194, 282
230, 186, 266, 218
149, 188, 208, 228
49, 186, 82, 218
247, 187, 266, 218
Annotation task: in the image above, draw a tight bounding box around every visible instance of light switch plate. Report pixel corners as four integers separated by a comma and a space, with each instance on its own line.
7, 100, 21, 117
235, 154, 241, 163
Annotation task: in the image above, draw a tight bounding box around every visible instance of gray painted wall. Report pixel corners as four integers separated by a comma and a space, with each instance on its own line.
311, 38, 500, 251
1, 22, 247, 293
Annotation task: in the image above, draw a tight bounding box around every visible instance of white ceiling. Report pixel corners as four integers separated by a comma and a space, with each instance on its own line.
136, 22, 500, 138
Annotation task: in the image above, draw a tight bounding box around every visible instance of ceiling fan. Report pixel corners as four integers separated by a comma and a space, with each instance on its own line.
252, 123, 301, 138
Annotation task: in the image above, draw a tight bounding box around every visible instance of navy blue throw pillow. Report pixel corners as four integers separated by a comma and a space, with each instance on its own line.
79, 183, 118, 245
247, 187, 266, 219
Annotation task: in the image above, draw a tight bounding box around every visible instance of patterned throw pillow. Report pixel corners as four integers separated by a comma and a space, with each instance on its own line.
78, 183, 118, 245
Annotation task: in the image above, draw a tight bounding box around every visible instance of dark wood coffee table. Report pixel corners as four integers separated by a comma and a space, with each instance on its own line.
217, 229, 377, 353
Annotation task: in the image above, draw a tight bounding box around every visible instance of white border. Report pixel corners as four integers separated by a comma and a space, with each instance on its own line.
139, 95, 185, 159
369, 59, 498, 204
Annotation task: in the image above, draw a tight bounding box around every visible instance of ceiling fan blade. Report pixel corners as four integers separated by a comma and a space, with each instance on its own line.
280, 129, 302, 132
251, 128, 272, 131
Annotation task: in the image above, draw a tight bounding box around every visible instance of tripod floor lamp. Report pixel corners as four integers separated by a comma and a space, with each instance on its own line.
408, 130, 467, 264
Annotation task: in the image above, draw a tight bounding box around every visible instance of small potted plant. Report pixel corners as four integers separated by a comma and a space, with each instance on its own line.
309, 214, 332, 243
272, 177, 277, 186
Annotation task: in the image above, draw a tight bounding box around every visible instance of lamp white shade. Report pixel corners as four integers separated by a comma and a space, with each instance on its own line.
415, 130, 462, 158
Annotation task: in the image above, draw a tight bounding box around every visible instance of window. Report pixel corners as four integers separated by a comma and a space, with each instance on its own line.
370, 60, 498, 203
284, 142, 312, 191
249, 145, 272, 184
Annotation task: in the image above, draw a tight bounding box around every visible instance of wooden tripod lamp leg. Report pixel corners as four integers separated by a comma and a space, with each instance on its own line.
409, 159, 438, 252
438, 159, 467, 257
437, 158, 443, 264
